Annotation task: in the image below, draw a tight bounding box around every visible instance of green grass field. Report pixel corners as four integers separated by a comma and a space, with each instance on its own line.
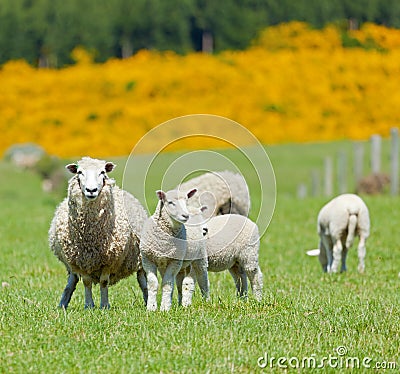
0, 140, 399, 373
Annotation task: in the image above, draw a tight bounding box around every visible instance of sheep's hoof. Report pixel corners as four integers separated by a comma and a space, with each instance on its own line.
84, 303, 95, 309
100, 304, 110, 310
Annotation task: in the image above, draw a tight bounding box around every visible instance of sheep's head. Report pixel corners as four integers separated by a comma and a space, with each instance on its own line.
156, 188, 197, 224
66, 157, 115, 201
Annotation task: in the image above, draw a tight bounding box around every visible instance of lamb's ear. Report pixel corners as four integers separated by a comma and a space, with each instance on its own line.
156, 190, 166, 201
187, 188, 197, 199
66, 163, 78, 174
105, 162, 115, 173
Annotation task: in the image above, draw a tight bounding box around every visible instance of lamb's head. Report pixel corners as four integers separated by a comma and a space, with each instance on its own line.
156, 188, 197, 225
66, 157, 115, 201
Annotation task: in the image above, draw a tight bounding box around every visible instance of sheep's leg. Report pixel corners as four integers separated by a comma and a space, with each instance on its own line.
181, 269, 195, 307
341, 246, 348, 272
143, 259, 158, 311
82, 276, 95, 309
246, 266, 263, 302
99, 271, 110, 309
229, 264, 248, 298
160, 260, 182, 311
176, 269, 185, 305
59, 272, 79, 309
318, 238, 328, 272
357, 236, 367, 273
192, 259, 210, 301
330, 239, 343, 273
136, 269, 148, 305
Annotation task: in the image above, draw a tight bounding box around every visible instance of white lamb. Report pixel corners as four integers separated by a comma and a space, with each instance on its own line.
49, 157, 148, 309
140, 188, 209, 311
313, 193, 370, 273
186, 209, 263, 301
176, 171, 250, 218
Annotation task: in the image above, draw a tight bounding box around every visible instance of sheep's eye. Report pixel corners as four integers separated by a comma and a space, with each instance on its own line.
77, 170, 83, 175
100, 171, 105, 175
168, 201, 175, 206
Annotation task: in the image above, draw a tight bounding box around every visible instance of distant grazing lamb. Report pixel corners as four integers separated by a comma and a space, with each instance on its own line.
176, 171, 250, 218
49, 157, 148, 309
140, 188, 209, 311
312, 193, 370, 273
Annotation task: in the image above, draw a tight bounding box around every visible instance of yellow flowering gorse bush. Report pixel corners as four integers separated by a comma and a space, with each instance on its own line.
1, 22, 400, 157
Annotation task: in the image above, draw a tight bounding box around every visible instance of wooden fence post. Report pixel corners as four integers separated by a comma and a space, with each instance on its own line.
370, 134, 381, 174
311, 169, 320, 197
337, 151, 347, 194
324, 157, 333, 196
354, 141, 364, 188
391, 128, 399, 195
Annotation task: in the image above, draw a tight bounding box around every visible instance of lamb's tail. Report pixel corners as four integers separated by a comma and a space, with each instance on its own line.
346, 214, 358, 248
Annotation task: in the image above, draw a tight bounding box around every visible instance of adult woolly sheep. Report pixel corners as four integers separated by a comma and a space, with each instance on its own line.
176, 171, 250, 218
140, 188, 209, 311
49, 157, 148, 309
312, 193, 370, 273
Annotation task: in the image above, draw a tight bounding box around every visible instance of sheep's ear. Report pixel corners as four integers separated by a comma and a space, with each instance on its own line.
187, 188, 197, 199
156, 190, 166, 201
200, 206, 208, 213
66, 163, 78, 174
105, 162, 115, 173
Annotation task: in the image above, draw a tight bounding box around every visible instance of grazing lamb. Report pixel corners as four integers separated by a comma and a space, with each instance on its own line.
140, 188, 209, 311
49, 157, 148, 309
314, 193, 370, 273
176, 171, 250, 218
186, 209, 263, 301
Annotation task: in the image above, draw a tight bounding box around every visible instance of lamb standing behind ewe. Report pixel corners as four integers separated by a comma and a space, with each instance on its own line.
140, 188, 209, 311
176, 171, 250, 218
313, 193, 370, 273
186, 209, 263, 301
49, 157, 148, 309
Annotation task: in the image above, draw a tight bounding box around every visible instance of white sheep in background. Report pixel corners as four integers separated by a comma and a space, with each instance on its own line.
310, 193, 370, 273
140, 188, 209, 311
176, 170, 250, 218
186, 209, 263, 301
49, 157, 148, 309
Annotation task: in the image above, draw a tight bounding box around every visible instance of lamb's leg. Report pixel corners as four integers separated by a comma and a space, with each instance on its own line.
318, 238, 328, 272
192, 259, 210, 301
229, 264, 248, 298
142, 258, 158, 311
357, 236, 367, 273
99, 271, 110, 309
82, 276, 95, 309
176, 269, 185, 305
330, 238, 343, 273
59, 272, 79, 309
341, 246, 348, 272
160, 260, 182, 311
181, 269, 195, 307
246, 266, 263, 302
136, 269, 148, 305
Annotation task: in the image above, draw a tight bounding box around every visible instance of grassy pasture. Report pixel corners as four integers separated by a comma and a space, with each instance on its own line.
0, 140, 399, 373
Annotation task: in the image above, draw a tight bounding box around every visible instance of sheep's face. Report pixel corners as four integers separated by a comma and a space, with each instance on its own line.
157, 188, 197, 224
66, 157, 115, 201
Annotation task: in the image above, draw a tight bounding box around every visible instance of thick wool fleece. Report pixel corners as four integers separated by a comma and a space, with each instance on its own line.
177, 171, 250, 218
140, 201, 187, 264
49, 176, 148, 285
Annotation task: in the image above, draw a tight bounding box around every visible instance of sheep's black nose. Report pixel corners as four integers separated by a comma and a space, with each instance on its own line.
181, 213, 189, 220
86, 187, 98, 193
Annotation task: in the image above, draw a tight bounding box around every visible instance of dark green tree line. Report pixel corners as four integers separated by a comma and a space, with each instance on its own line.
0, 0, 399, 67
